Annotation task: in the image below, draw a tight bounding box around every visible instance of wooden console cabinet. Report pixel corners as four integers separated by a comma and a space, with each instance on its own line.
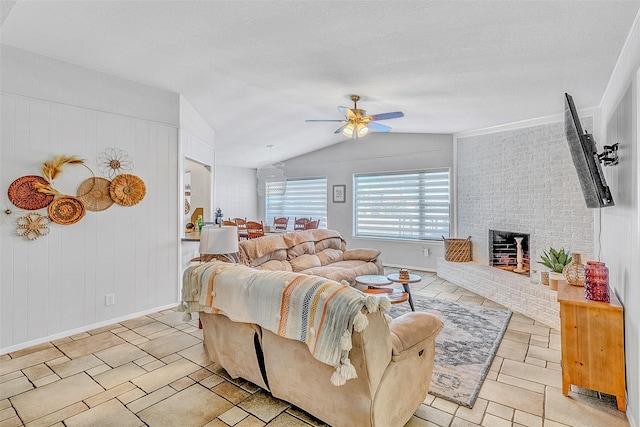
557, 280, 626, 411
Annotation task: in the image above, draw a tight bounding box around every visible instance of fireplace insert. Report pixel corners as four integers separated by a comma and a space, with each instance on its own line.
488, 230, 530, 275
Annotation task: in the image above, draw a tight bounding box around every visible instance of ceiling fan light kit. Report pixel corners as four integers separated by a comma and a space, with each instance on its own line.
306, 94, 404, 139
343, 122, 369, 138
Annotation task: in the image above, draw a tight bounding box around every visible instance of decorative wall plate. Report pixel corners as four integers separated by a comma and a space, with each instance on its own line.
7, 175, 55, 210
77, 177, 114, 211
17, 212, 50, 240
110, 174, 146, 206
48, 196, 86, 225
98, 148, 133, 179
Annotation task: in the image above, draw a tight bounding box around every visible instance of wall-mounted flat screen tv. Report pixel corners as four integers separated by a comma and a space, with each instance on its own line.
564, 93, 614, 208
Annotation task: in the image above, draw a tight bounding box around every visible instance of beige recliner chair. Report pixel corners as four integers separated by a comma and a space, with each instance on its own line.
200, 308, 442, 427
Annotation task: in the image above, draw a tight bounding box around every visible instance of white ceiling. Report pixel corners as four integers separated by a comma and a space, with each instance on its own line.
1, 1, 638, 168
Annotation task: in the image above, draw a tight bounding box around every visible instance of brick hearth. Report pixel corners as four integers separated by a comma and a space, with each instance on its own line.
437, 258, 560, 330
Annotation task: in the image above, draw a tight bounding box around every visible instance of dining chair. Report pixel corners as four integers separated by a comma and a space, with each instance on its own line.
294, 217, 311, 231
273, 217, 289, 231
234, 217, 248, 240
246, 221, 265, 239
304, 219, 320, 230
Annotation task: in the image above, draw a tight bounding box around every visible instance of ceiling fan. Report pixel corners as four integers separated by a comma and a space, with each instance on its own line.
306, 95, 404, 139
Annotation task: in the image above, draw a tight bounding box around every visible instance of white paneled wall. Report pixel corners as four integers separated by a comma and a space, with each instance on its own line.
0, 93, 179, 351
598, 11, 639, 427
214, 165, 259, 221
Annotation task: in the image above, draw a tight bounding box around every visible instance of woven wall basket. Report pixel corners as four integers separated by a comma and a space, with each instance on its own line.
8, 175, 55, 210
110, 174, 146, 206
443, 236, 472, 262
77, 177, 114, 211
48, 196, 86, 225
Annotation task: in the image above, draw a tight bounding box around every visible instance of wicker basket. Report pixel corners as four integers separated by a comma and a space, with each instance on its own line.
443, 236, 471, 262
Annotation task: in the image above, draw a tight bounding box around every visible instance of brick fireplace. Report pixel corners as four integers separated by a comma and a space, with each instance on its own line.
438, 119, 596, 330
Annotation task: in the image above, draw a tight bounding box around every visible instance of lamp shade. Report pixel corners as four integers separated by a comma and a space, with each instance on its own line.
342, 123, 355, 138
356, 123, 369, 137
199, 226, 239, 255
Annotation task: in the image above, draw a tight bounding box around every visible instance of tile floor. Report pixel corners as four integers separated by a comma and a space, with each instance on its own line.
0, 270, 630, 427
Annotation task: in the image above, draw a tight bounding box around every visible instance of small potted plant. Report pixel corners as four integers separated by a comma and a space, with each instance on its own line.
538, 248, 572, 290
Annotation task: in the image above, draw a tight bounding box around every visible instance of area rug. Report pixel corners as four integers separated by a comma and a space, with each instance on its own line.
388, 294, 512, 408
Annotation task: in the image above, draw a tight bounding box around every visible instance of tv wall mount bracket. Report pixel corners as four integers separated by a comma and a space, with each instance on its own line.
598, 143, 619, 166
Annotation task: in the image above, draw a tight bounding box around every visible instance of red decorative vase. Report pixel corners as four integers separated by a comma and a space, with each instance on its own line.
584, 261, 609, 302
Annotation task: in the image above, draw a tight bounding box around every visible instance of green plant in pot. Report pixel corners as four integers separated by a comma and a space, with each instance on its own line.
538, 248, 572, 288
539, 248, 572, 272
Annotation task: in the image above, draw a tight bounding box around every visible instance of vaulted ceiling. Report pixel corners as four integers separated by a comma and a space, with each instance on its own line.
2, 1, 638, 167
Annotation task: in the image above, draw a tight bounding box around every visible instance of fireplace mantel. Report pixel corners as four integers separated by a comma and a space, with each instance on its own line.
437, 258, 560, 330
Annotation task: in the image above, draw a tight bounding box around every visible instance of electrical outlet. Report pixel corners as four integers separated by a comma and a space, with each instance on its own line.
423, 247, 430, 257
105, 294, 115, 306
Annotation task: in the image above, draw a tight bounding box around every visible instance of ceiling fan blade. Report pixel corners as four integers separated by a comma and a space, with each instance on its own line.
367, 111, 404, 121
305, 119, 347, 122
338, 106, 349, 115
367, 122, 392, 132
334, 124, 347, 134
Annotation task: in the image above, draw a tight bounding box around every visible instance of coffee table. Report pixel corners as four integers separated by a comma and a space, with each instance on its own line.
355, 275, 393, 288
355, 275, 410, 307
386, 272, 421, 311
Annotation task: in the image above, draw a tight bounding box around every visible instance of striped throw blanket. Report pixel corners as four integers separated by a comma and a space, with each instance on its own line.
179, 261, 390, 385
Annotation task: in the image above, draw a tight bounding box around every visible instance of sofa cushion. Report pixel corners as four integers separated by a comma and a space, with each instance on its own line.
316, 248, 344, 266
290, 254, 322, 272
283, 230, 346, 255
343, 248, 381, 262
239, 235, 288, 265
250, 248, 288, 268
302, 260, 381, 284
255, 259, 293, 271
287, 241, 316, 258
315, 237, 344, 252
282, 229, 341, 246
328, 260, 379, 273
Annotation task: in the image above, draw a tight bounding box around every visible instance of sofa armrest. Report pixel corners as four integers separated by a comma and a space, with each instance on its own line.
389, 312, 443, 360
343, 248, 381, 262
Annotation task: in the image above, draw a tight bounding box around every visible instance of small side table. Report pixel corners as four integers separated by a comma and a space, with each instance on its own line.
362, 288, 409, 305
387, 272, 421, 311
355, 275, 393, 288
355, 275, 411, 307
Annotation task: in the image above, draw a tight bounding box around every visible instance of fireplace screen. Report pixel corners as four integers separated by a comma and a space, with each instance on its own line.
489, 230, 530, 275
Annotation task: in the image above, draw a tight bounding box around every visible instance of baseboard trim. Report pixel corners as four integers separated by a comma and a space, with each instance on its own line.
628, 407, 637, 427
0, 303, 179, 355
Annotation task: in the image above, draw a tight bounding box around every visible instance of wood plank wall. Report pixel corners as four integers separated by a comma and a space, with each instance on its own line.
0, 93, 180, 351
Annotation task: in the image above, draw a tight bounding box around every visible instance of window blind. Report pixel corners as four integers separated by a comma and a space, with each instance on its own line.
354, 169, 450, 240
265, 177, 327, 230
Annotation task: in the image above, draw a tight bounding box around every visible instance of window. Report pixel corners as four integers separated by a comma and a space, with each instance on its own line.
265, 177, 327, 230
354, 169, 450, 240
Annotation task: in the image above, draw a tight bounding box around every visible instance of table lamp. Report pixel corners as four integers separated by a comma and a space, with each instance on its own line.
199, 225, 239, 263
